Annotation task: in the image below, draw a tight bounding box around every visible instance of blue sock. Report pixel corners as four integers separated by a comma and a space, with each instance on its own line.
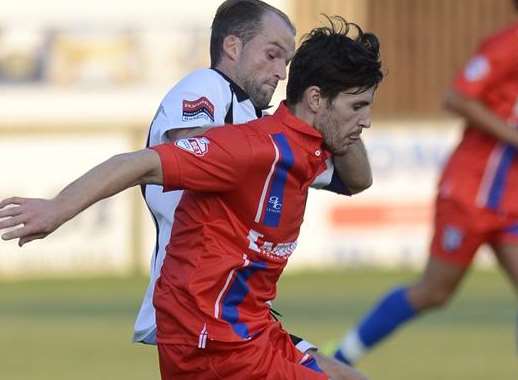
334, 286, 419, 365
358, 286, 418, 348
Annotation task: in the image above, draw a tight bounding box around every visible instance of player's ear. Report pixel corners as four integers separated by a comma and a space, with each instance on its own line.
304, 86, 322, 114
222, 35, 243, 62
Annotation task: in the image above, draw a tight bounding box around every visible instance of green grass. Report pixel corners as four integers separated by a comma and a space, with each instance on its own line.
276, 269, 517, 380
0, 269, 516, 379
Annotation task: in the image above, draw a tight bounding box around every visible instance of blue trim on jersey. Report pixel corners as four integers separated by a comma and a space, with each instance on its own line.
302, 357, 324, 373
324, 170, 351, 196
504, 224, 518, 236
221, 260, 268, 339
486, 145, 516, 210
263, 133, 294, 227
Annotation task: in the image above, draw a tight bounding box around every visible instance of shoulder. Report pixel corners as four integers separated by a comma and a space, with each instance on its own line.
204, 119, 275, 156
459, 23, 518, 84
162, 69, 230, 104
148, 69, 233, 144
237, 116, 277, 142
239, 117, 285, 161
172, 69, 230, 93
478, 22, 518, 57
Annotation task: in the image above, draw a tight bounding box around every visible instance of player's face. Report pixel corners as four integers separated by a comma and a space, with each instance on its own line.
235, 12, 295, 109
315, 87, 375, 156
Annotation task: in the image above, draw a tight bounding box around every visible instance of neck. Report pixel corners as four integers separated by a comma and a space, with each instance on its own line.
213, 62, 243, 89
287, 102, 318, 131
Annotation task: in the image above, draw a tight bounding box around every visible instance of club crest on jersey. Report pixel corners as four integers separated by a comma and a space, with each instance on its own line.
464, 55, 489, 82
442, 225, 464, 252
175, 137, 210, 156
182, 97, 215, 122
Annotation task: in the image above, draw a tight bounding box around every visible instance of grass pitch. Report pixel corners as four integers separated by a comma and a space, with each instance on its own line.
0, 269, 516, 379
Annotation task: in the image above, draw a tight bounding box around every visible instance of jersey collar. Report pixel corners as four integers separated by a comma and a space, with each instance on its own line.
273, 101, 323, 139
211, 68, 264, 118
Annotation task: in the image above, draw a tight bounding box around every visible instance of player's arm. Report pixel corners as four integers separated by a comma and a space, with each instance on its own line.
0, 149, 162, 247
317, 138, 372, 196
443, 89, 518, 147
332, 138, 372, 195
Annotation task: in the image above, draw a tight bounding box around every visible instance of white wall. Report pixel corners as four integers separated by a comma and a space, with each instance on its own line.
2, 119, 498, 278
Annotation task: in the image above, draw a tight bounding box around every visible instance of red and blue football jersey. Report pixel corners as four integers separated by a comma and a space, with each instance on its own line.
151, 102, 330, 346
439, 21, 518, 215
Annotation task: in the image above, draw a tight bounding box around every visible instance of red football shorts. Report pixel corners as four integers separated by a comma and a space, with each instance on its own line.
430, 197, 518, 267
157, 322, 328, 380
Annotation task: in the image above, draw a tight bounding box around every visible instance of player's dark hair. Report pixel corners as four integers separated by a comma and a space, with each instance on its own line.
514, 0, 518, 11
210, 0, 295, 67
286, 16, 383, 105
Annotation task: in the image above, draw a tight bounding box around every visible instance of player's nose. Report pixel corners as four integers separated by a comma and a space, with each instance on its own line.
275, 61, 287, 80
359, 118, 371, 129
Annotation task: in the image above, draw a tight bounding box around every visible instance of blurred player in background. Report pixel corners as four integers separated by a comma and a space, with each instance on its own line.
334, 0, 518, 366
137, 0, 372, 377
0, 17, 383, 379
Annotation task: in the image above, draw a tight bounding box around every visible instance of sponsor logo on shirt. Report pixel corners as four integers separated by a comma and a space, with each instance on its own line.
267, 196, 283, 212
463, 55, 490, 82
182, 96, 215, 122
175, 137, 210, 156
442, 225, 464, 252
247, 229, 297, 262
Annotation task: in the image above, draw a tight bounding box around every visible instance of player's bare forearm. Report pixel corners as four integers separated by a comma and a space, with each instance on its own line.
0, 149, 162, 246
333, 138, 372, 195
443, 89, 518, 147
312, 351, 368, 380
55, 149, 163, 217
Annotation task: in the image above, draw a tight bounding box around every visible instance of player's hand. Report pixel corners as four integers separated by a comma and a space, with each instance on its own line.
312, 351, 368, 380
0, 197, 62, 247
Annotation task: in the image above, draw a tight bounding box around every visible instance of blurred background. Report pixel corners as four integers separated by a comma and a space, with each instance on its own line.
0, 1, 517, 379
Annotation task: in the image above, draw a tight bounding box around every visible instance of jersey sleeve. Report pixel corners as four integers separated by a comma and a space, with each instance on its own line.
150, 70, 230, 145
453, 36, 517, 100
151, 126, 252, 193
311, 157, 352, 196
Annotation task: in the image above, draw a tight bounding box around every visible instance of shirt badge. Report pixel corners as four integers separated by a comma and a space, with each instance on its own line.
182, 96, 215, 122
175, 137, 210, 156
442, 225, 464, 252
463, 55, 490, 82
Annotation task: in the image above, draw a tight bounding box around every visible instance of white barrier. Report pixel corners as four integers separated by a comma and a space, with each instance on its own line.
292, 120, 495, 270
0, 128, 142, 278
0, 119, 495, 278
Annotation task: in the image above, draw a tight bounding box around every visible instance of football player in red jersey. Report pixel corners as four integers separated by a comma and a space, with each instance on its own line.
137, 6, 372, 380
334, 0, 518, 366
0, 17, 382, 380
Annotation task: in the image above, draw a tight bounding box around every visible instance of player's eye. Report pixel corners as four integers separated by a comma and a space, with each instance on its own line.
353, 101, 370, 111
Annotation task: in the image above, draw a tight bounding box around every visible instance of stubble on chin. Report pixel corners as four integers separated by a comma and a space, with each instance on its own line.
243, 79, 273, 109
254, 88, 273, 109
